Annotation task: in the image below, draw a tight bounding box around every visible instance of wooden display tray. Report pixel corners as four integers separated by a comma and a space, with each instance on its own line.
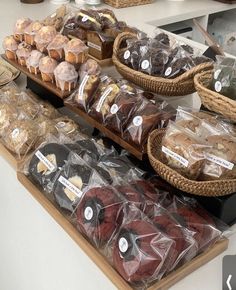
17, 172, 229, 290
0, 142, 18, 170
65, 103, 146, 160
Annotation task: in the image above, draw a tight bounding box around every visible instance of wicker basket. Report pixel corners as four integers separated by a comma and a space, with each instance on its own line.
147, 129, 236, 197
112, 32, 214, 96
103, 0, 152, 8
194, 71, 236, 122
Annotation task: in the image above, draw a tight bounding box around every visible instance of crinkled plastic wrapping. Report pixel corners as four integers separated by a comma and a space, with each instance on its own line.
54, 116, 80, 139
123, 98, 163, 148
77, 9, 103, 31
62, 13, 87, 41
98, 9, 118, 29
161, 120, 208, 180
0, 102, 18, 137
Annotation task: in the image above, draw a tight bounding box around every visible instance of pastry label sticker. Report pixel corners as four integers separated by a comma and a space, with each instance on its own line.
206, 154, 234, 170
119, 237, 129, 253
215, 81, 222, 92
96, 86, 113, 112
214, 69, 221, 80
35, 150, 56, 172
162, 146, 189, 167
165, 67, 172, 77
84, 206, 93, 221
101, 75, 109, 82
58, 175, 83, 198
141, 60, 150, 70
110, 104, 119, 114
78, 74, 90, 98
124, 50, 130, 60
87, 41, 102, 51
82, 15, 89, 22
133, 116, 143, 126
12, 128, 20, 139
57, 121, 66, 128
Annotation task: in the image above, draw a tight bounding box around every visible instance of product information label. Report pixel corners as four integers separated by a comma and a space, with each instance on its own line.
87, 41, 102, 52
57, 121, 66, 128
110, 104, 119, 114
101, 75, 108, 82
162, 146, 189, 167
12, 128, 20, 139
78, 74, 90, 98
119, 237, 129, 253
165, 67, 172, 77
96, 86, 113, 112
133, 116, 143, 126
35, 150, 56, 172
215, 81, 222, 92
124, 50, 131, 60
206, 154, 234, 170
58, 175, 83, 198
214, 69, 221, 80
84, 206, 93, 221
141, 60, 150, 70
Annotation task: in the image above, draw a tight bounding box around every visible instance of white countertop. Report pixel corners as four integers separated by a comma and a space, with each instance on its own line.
1, 1, 236, 290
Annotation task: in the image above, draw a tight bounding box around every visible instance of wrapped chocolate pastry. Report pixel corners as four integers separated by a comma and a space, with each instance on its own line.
211, 56, 236, 100
26, 50, 44, 75
0, 102, 18, 137
52, 152, 106, 213
105, 91, 142, 134
123, 98, 163, 148
89, 83, 120, 123
16, 92, 40, 119
98, 9, 118, 29
62, 16, 87, 41
47, 34, 69, 61
54, 116, 80, 139
3, 119, 39, 156
161, 121, 207, 180
77, 9, 103, 31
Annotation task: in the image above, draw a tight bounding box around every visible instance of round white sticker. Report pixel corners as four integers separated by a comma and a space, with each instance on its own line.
110, 104, 119, 114
12, 128, 20, 139
133, 116, 143, 126
124, 50, 130, 60
215, 81, 222, 92
119, 237, 129, 253
141, 60, 150, 70
165, 67, 172, 77
214, 69, 221, 80
82, 16, 89, 22
84, 206, 93, 221
57, 121, 66, 128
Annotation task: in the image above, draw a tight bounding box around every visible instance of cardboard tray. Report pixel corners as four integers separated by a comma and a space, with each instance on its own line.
17, 172, 229, 290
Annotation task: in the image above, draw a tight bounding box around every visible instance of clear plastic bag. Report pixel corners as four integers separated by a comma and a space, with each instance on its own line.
98, 9, 118, 29
77, 9, 103, 31
161, 121, 208, 180
62, 14, 87, 41
0, 102, 18, 137
54, 116, 80, 139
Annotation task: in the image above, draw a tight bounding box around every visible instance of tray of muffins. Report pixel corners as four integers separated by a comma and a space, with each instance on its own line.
16, 129, 229, 289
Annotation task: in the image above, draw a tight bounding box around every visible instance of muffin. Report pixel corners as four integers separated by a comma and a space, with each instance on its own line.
26, 50, 44, 74
64, 38, 88, 65
39, 56, 58, 83
47, 34, 69, 61
2, 36, 18, 60
54, 116, 79, 138
79, 59, 101, 80
54, 61, 78, 91
24, 21, 43, 45
34, 26, 57, 53
14, 17, 32, 42
0, 103, 18, 136
16, 42, 32, 66
4, 119, 38, 155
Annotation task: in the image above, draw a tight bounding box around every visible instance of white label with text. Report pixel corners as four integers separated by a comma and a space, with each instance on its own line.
35, 151, 56, 172
162, 146, 189, 167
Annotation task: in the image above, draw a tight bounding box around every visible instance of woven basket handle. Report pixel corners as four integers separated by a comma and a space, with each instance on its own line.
113, 32, 138, 57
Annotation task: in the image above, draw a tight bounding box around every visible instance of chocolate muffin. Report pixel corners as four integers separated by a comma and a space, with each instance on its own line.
76, 186, 124, 247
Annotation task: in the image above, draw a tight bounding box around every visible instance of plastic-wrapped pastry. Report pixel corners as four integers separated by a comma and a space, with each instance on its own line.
16, 42, 32, 66
39, 56, 58, 83
26, 50, 44, 75
42, 5, 67, 32
54, 61, 78, 92
98, 9, 118, 29
38, 101, 59, 119
123, 98, 163, 148
79, 59, 101, 80
54, 116, 80, 138
62, 16, 87, 41
3, 119, 38, 156
76, 186, 124, 248
89, 83, 120, 123
34, 26, 57, 53
0, 103, 18, 137
47, 34, 69, 61
3, 36, 18, 60
18, 100, 40, 120
13, 17, 32, 42
77, 9, 102, 31
64, 38, 88, 65
35, 116, 58, 146
24, 21, 43, 45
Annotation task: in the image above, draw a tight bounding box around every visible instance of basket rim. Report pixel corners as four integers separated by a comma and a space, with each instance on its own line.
147, 129, 236, 197
112, 32, 214, 85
